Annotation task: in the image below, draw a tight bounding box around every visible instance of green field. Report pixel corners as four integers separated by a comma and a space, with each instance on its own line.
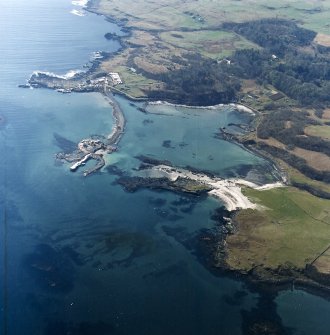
91, 0, 330, 99
94, 0, 330, 33
285, 160, 330, 194
89, 0, 330, 284
226, 187, 330, 272
111, 66, 162, 99
160, 30, 259, 59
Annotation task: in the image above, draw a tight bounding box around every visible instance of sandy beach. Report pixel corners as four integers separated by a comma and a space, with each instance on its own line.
149, 164, 283, 211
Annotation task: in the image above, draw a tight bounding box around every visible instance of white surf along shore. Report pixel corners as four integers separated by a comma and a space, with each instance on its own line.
142, 164, 284, 212
32, 69, 84, 80
72, 0, 88, 7
71, 0, 88, 16
147, 101, 256, 115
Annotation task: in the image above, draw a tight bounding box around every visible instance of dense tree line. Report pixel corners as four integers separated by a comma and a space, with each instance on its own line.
257, 108, 330, 156
257, 143, 330, 183
223, 18, 316, 56
131, 19, 330, 106
290, 181, 330, 200
141, 54, 241, 105
223, 19, 330, 105
226, 48, 330, 105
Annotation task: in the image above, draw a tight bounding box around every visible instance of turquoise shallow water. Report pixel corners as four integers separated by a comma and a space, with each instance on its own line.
1, 1, 330, 334
114, 97, 266, 176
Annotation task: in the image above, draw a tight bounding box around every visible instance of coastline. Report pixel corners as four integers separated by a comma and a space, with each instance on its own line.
103, 88, 125, 145
25, 69, 330, 295
147, 100, 255, 114
140, 163, 283, 211
22, 0, 330, 296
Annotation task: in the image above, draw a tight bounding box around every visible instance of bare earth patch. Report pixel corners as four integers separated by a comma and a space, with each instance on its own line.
292, 147, 330, 172
133, 57, 169, 75
313, 248, 330, 276
314, 33, 330, 47
323, 108, 330, 119
258, 138, 286, 149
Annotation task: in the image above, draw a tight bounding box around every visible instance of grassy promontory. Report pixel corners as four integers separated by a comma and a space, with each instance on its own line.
221, 187, 330, 287
28, 0, 329, 290
85, 0, 330, 290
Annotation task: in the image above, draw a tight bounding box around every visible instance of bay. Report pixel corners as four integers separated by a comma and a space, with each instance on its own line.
0, 1, 329, 334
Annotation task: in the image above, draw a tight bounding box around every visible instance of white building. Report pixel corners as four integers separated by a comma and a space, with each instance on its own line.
109, 72, 122, 85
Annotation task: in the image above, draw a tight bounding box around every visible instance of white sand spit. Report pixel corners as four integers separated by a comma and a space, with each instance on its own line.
151, 165, 283, 211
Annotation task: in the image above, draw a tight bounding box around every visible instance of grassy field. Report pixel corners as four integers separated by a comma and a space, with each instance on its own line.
160, 30, 259, 59
305, 125, 330, 140
88, 0, 330, 283
88, 0, 330, 99
292, 147, 330, 172
93, 0, 330, 32
226, 187, 330, 272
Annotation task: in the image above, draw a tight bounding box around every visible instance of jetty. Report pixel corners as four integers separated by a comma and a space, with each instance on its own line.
24, 68, 127, 176
70, 153, 92, 171
55, 88, 125, 176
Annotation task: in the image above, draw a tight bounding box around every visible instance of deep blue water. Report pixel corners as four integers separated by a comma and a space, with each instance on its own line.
0, 1, 330, 334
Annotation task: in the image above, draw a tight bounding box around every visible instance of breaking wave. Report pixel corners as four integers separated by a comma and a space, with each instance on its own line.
71, 0, 88, 7
32, 69, 84, 80
70, 9, 86, 17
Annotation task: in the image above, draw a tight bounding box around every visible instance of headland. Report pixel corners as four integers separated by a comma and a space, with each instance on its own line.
20, 0, 330, 294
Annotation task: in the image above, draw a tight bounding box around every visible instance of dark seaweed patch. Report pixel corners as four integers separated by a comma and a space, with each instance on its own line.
162, 225, 227, 271
148, 197, 167, 207
154, 208, 169, 218
168, 214, 184, 221
106, 164, 125, 176
23, 244, 75, 293
61, 245, 86, 266
241, 294, 294, 335
170, 195, 196, 207
53, 132, 77, 153
180, 203, 195, 214
162, 140, 175, 148
222, 290, 248, 306
104, 230, 155, 267
142, 118, 154, 125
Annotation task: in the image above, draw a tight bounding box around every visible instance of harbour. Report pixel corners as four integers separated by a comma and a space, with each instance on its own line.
1, 0, 330, 334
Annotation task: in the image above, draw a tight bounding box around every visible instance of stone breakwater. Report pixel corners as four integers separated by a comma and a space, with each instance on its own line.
56, 91, 125, 176
22, 69, 126, 176
104, 89, 125, 145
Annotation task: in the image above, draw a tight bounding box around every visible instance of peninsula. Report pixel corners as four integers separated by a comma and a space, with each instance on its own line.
23, 0, 330, 292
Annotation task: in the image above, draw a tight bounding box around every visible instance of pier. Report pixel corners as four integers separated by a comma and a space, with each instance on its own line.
58, 88, 125, 176
26, 70, 126, 176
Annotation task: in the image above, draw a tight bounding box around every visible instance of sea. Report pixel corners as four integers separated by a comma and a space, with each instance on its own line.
0, 0, 329, 334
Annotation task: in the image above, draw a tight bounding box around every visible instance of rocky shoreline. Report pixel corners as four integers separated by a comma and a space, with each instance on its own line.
24, 68, 126, 176
60, 89, 125, 176
21, 0, 329, 295
199, 207, 330, 297
23, 68, 330, 295
25, 67, 329, 292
